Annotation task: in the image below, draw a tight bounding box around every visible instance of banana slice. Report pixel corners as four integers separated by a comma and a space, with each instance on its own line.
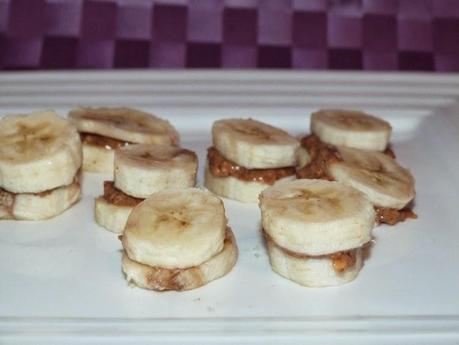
328, 146, 415, 210
0, 110, 82, 193
69, 107, 180, 145
259, 179, 375, 256
266, 237, 363, 287
311, 109, 392, 151
212, 118, 299, 169
114, 144, 198, 198
122, 188, 227, 269
122, 228, 238, 291
94, 197, 133, 234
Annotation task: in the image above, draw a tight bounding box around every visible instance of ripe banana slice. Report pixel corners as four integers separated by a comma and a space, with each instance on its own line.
311, 109, 392, 151
94, 197, 133, 234
266, 237, 363, 287
0, 110, 82, 193
114, 144, 198, 198
328, 146, 415, 210
122, 228, 238, 291
259, 179, 375, 256
212, 118, 299, 169
122, 188, 227, 269
69, 107, 179, 145
81, 144, 116, 174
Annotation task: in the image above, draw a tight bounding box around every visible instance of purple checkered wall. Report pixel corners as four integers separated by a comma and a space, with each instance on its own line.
0, 0, 458, 71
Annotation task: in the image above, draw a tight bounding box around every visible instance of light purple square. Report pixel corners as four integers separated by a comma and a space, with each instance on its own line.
433, 0, 459, 18
224, 0, 258, 9
329, 0, 363, 16
328, 14, 362, 48
399, 0, 433, 20
77, 39, 115, 68
117, 4, 152, 40
363, 0, 398, 14
435, 53, 459, 71
2, 37, 42, 68
0, 1, 9, 33
150, 42, 186, 68
398, 19, 432, 52
45, 0, 82, 36
363, 52, 397, 70
292, 48, 327, 69
8, 0, 46, 37
81, 1, 117, 39
292, 0, 327, 11
188, 1, 223, 43
222, 45, 257, 68
258, 0, 292, 45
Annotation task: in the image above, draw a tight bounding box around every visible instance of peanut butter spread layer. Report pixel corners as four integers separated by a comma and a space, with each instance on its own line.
297, 134, 414, 225
81, 133, 131, 150
207, 147, 295, 184
103, 181, 143, 207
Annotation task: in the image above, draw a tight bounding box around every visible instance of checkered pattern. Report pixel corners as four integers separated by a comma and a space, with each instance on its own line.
0, 0, 458, 71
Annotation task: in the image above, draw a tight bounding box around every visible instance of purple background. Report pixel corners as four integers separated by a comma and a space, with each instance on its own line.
0, 0, 458, 71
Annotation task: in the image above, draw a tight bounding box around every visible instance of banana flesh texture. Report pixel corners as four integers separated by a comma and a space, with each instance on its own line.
260, 179, 375, 256
122, 188, 227, 269
69, 107, 180, 145
311, 109, 392, 151
0, 111, 82, 193
114, 144, 198, 198
212, 118, 299, 169
328, 146, 415, 210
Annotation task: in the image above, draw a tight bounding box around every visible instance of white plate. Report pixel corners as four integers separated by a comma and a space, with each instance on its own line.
1, 71, 459, 344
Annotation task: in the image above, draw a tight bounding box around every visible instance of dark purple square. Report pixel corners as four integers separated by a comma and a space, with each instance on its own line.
398, 19, 432, 52
2, 37, 42, 69
398, 51, 434, 71
41, 36, 78, 69
433, 18, 459, 54
363, 52, 397, 70
433, 0, 459, 18
292, 11, 327, 48
363, 14, 397, 51
152, 4, 188, 42
328, 48, 363, 70
186, 42, 221, 68
435, 53, 459, 71
223, 8, 257, 45
363, 0, 398, 15
257, 45, 292, 68
399, 0, 432, 20
114, 40, 149, 68
81, 1, 117, 39
8, 0, 46, 37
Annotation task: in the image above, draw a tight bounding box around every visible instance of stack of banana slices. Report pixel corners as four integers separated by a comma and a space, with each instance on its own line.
0, 111, 82, 220
205, 118, 299, 203
297, 109, 416, 225
121, 188, 238, 291
260, 179, 375, 287
69, 107, 179, 175
95, 144, 198, 233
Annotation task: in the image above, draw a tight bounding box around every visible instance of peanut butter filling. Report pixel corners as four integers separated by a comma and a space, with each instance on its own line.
81, 133, 131, 150
102, 181, 143, 207
207, 147, 295, 184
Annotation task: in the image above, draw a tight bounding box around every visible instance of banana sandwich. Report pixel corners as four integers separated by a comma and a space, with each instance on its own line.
0, 110, 82, 220
69, 107, 179, 174
296, 109, 416, 225
205, 118, 300, 203
95, 144, 198, 234
121, 188, 238, 291
259, 179, 375, 287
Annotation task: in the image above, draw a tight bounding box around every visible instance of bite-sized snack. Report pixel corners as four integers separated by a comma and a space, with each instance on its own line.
69, 107, 179, 174
259, 179, 375, 287
297, 110, 416, 225
95, 144, 198, 233
205, 118, 299, 203
0, 110, 82, 220
121, 188, 238, 291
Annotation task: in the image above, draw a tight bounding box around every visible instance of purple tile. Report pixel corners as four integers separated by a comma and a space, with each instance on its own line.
363, 0, 398, 14
222, 45, 257, 68
328, 14, 362, 48
257, 45, 292, 68
292, 0, 327, 11
186, 42, 221, 68
0, 1, 9, 33
77, 39, 115, 68
398, 19, 432, 52
81, 1, 117, 39
45, 1, 82, 36
117, 4, 152, 40
435, 53, 459, 71
114, 40, 149, 68
433, 18, 459, 54
399, 0, 432, 20
363, 14, 397, 51
223, 7, 257, 45
258, 0, 292, 45
2, 37, 42, 68
292, 48, 327, 69
150, 42, 186, 68
8, 0, 46, 37
41, 36, 78, 69
188, 0, 223, 43
398, 51, 434, 71
328, 48, 362, 70
433, 0, 459, 18
363, 52, 397, 70
292, 11, 327, 48
152, 4, 188, 42
224, 0, 258, 9
329, 0, 363, 16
